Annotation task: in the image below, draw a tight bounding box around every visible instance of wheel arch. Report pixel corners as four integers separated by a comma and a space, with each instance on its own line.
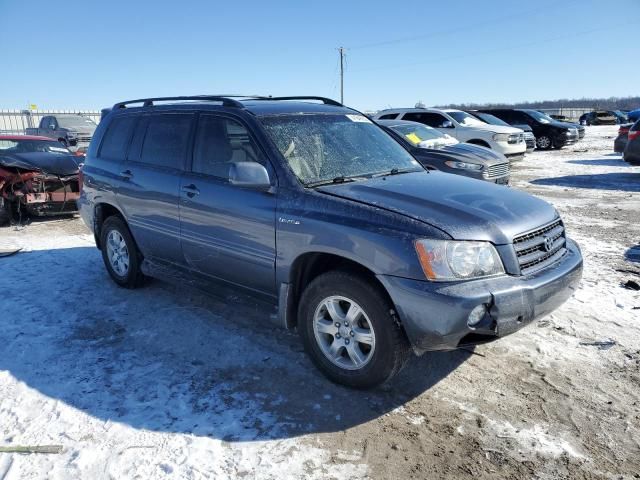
94, 202, 127, 249
283, 251, 399, 331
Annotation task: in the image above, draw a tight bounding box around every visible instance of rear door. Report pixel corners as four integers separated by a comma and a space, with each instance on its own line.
179, 113, 277, 296
116, 112, 195, 265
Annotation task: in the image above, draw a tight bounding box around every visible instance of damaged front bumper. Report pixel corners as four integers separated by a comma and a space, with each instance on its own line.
378, 238, 583, 354
0, 169, 79, 218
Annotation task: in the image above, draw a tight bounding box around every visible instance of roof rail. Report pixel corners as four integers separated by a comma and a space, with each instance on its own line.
112, 95, 250, 110
251, 96, 343, 107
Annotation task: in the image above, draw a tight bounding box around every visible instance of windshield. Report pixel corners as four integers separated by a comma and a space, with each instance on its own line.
260, 114, 422, 185
525, 110, 553, 124
447, 111, 486, 126
472, 112, 510, 127
388, 123, 446, 144
0, 139, 71, 154
56, 115, 97, 128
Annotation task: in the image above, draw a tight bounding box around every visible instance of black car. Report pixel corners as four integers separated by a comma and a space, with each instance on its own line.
623, 120, 640, 165
479, 109, 579, 150
578, 111, 618, 126
465, 111, 535, 152
378, 120, 510, 184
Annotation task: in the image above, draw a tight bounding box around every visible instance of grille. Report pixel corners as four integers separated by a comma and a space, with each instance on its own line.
513, 218, 566, 274
483, 162, 509, 179
523, 131, 536, 148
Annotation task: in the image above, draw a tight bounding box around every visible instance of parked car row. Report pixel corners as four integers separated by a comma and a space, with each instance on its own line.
74, 95, 583, 389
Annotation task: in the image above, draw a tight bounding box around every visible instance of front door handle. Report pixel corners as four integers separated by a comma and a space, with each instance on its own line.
181, 184, 200, 198
120, 169, 133, 180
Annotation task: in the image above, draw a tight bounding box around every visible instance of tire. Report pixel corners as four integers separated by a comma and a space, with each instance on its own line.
100, 216, 145, 288
536, 135, 552, 150
298, 270, 410, 389
0, 198, 10, 226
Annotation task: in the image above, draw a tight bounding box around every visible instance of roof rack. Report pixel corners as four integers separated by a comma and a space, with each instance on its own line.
112, 95, 254, 110
250, 96, 343, 107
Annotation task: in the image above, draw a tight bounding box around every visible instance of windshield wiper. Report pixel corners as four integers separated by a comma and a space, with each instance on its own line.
370, 167, 422, 178
305, 175, 368, 188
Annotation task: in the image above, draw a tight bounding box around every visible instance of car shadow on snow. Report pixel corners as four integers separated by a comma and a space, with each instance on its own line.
567, 158, 628, 167
0, 246, 471, 443
530, 172, 640, 192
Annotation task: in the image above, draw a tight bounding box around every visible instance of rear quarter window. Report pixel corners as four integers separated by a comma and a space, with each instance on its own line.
98, 115, 137, 160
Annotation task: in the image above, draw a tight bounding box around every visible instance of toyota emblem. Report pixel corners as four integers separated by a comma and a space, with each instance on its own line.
543, 235, 554, 252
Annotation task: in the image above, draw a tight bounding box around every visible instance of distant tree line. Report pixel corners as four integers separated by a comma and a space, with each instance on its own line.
437, 96, 640, 111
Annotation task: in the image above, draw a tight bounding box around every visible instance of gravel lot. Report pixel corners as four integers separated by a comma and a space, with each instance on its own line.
0, 125, 638, 479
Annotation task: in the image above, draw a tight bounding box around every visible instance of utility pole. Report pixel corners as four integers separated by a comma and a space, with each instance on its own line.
338, 47, 345, 104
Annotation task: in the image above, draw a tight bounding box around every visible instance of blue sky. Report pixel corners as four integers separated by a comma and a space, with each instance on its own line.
0, 0, 637, 111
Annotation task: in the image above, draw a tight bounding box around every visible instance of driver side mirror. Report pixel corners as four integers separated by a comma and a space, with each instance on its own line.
440, 120, 454, 128
228, 162, 271, 191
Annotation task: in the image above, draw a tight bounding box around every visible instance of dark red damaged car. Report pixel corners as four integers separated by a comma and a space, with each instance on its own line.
0, 135, 81, 225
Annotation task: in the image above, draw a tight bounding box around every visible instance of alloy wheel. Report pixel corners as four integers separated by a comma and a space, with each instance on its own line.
313, 295, 376, 370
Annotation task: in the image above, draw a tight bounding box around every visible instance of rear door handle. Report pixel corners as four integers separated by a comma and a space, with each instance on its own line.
120, 169, 133, 180
181, 184, 200, 197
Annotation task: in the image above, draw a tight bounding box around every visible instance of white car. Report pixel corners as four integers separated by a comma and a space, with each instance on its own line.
374, 108, 527, 161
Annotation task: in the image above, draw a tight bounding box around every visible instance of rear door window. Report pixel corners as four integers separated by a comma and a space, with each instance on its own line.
139, 114, 194, 170
99, 115, 137, 160
402, 112, 449, 128
378, 113, 399, 120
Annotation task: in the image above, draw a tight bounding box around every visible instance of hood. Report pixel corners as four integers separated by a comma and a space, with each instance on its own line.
0, 152, 80, 176
316, 171, 557, 244
417, 135, 458, 149
512, 123, 533, 132
547, 120, 577, 130
461, 124, 523, 135
414, 142, 505, 166
65, 128, 95, 136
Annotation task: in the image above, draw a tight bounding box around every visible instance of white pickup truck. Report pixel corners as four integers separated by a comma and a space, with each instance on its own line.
374, 107, 527, 161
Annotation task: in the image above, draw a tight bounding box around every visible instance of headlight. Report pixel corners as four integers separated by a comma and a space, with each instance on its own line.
492, 133, 510, 142
414, 239, 505, 281
444, 160, 482, 171
66, 132, 78, 137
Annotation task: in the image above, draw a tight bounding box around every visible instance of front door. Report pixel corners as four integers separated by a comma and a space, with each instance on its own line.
179, 114, 277, 296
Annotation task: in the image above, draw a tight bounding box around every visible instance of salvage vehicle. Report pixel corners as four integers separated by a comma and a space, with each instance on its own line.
79, 95, 583, 389
377, 119, 510, 184
373, 108, 527, 162
480, 109, 579, 150
614, 123, 634, 153
623, 120, 640, 166
464, 110, 536, 153
0, 135, 80, 224
25, 114, 97, 151
578, 111, 618, 126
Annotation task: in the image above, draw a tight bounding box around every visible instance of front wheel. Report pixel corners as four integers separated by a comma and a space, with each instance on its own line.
536, 135, 552, 150
298, 271, 410, 389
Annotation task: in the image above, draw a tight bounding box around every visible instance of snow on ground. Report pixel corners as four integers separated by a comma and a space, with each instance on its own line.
0, 125, 638, 479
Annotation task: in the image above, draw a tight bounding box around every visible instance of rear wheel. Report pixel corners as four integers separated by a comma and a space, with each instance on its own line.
100, 216, 145, 288
298, 270, 410, 389
536, 135, 552, 150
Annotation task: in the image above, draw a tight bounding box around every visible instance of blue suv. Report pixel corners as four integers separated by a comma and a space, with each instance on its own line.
79, 95, 583, 388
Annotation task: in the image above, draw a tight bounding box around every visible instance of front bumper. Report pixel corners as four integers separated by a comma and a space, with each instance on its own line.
378, 238, 583, 353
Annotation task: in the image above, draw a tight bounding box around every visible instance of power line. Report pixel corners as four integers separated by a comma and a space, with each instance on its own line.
348, 22, 638, 74
348, 0, 579, 50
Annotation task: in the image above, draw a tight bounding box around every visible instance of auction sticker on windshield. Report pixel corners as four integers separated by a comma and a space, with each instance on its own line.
345, 114, 371, 123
